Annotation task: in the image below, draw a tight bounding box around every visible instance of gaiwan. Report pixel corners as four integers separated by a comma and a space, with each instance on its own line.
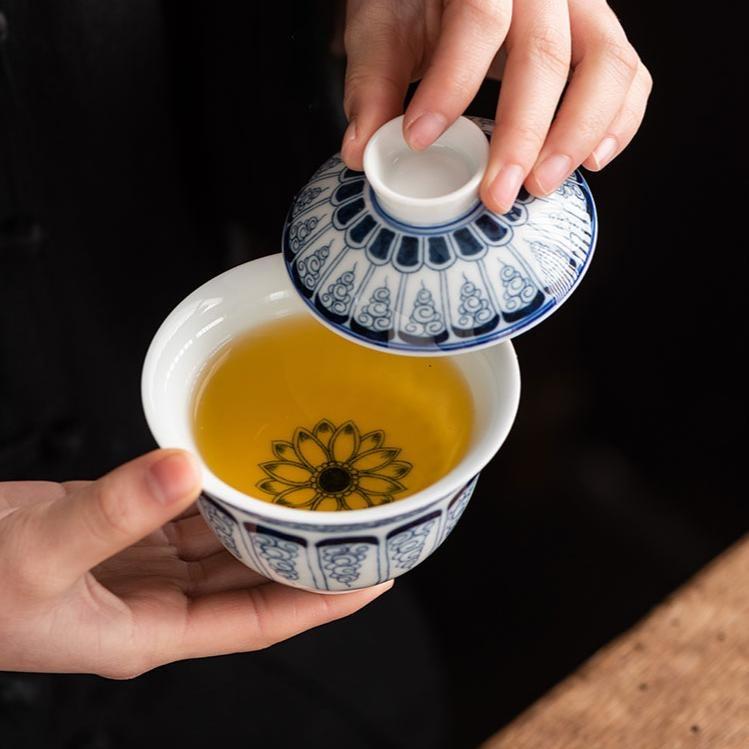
142, 115, 595, 592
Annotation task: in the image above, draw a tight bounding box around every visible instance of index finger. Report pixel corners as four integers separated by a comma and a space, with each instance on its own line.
341, 0, 416, 169
480, 0, 571, 212
403, 0, 511, 149
172, 580, 394, 661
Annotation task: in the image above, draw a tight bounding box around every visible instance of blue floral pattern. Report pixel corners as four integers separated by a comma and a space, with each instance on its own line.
296, 242, 330, 291
355, 285, 393, 336
292, 186, 326, 216
283, 117, 595, 353
386, 511, 441, 575
198, 494, 241, 559
257, 419, 412, 511
320, 269, 356, 319
498, 263, 541, 318
288, 215, 320, 253
203, 477, 479, 591
441, 476, 478, 541
458, 279, 493, 328
317, 537, 378, 589
251, 527, 304, 582
404, 285, 445, 341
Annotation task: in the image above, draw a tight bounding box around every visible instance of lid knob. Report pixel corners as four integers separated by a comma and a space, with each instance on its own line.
363, 116, 489, 226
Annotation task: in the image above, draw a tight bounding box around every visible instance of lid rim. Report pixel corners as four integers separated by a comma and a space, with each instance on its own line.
282, 117, 596, 356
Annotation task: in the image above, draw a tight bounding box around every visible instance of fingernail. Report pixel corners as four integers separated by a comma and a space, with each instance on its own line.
405, 112, 448, 150
343, 118, 358, 145
341, 118, 358, 164
148, 452, 200, 506
591, 135, 618, 170
487, 164, 525, 213
534, 154, 573, 194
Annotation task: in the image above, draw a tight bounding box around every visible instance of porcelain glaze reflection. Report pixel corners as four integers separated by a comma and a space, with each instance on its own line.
283, 116, 597, 355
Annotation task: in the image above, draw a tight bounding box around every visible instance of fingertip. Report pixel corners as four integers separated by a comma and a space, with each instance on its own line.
481, 163, 524, 215
523, 171, 558, 199
480, 179, 498, 213
338, 578, 393, 598
340, 118, 364, 170
523, 180, 548, 200
326, 579, 394, 611
331, 579, 394, 615
341, 150, 364, 171
370, 578, 394, 596
531, 153, 573, 196
146, 449, 202, 507
480, 186, 506, 215
403, 111, 448, 151
587, 136, 619, 172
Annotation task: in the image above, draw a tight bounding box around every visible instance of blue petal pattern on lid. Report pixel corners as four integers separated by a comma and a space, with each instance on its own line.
283, 118, 596, 353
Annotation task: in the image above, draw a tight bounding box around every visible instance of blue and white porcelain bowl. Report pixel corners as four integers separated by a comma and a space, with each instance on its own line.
141, 254, 520, 592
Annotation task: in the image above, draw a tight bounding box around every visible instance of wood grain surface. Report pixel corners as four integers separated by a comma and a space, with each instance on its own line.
482, 537, 749, 749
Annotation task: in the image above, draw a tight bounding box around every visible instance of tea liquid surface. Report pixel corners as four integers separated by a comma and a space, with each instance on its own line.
193, 315, 473, 511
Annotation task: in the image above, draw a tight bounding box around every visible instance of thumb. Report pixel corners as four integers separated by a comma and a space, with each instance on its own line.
30, 449, 201, 587
340, 4, 413, 169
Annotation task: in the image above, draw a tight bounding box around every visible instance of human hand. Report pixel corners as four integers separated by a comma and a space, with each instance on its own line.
0, 450, 391, 678
341, 0, 652, 212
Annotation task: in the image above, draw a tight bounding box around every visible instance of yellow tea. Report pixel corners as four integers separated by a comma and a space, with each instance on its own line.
192, 315, 473, 511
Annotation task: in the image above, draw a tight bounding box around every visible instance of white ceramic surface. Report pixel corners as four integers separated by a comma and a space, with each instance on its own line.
141, 253, 521, 592
363, 115, 489, 225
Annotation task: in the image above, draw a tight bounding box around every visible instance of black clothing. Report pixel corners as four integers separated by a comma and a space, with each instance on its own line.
0, 2, 744, 748
0, 4, 450, 747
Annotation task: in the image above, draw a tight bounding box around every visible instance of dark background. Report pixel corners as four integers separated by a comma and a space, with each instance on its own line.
0, 1, 744, 747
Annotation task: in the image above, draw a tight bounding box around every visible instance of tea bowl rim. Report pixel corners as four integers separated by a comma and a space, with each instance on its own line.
141, 253, 521, 526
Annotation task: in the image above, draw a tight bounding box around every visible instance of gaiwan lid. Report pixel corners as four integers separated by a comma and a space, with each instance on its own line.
282, 116, 596, 355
